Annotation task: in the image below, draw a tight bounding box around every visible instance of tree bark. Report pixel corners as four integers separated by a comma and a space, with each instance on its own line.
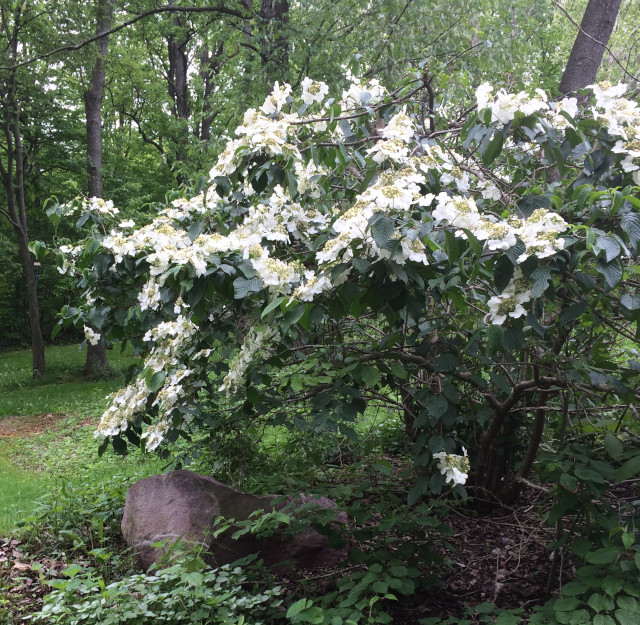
167, 11, 190, 121
0, 5, 46, 377
198, 42, 224, 142
259, 0, 289, 86
559, 0, 623, 96
83, 0, 115, 378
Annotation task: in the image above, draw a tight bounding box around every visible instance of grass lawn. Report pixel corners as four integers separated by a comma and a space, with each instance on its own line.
0, 344, 161, 535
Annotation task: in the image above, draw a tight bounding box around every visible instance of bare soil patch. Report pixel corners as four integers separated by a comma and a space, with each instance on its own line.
0, 413, 68, 439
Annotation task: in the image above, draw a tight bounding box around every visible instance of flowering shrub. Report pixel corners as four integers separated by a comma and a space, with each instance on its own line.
48, 70, 640, 499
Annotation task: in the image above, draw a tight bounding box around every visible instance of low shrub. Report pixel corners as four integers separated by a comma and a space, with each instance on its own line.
28, 555, 283, 625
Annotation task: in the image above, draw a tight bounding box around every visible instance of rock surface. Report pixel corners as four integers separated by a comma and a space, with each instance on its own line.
121, 470, 348, 571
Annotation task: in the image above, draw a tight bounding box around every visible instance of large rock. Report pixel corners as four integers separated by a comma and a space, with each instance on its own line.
121, 470, 348, 571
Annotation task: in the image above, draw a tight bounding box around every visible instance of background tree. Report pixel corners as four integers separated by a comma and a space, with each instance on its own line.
82, 0, 115, 377
559, 0, 624, 95
0, 3, 47, 376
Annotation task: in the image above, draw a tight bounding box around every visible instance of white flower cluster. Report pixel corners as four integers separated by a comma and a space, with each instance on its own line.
433, 448, 470, 486
88, 197, 119, 217
367, 108, 414, 164
301, 77, 329, 105
433, 194, 567, 258
487, 269, 532, 325
56, 243, 83, 275
96, 316, 197, 448
476, 83, 549, 126
219, 327, 278, 396
589, 82, 640, 185
341, 69, 386, 108
83, 325, 101, 346
260, 81, 292, 116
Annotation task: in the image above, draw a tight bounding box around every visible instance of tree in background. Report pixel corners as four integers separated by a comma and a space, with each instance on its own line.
0, 3, 47, 376
82, 0, 116, 377
559, 0, 623, 95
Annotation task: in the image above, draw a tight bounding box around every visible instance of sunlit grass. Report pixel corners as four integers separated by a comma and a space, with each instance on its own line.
0, 460, 47, 535
0, 343, 139, 418
0, 343, 163, 536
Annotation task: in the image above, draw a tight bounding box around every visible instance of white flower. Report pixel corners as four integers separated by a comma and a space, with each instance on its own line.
84, 326, 101, 346
433, 449, 470, 486
219, 327, 278, 395
301, 77, 329, 105
260, 81, 292, 115
381, 109, 414, 143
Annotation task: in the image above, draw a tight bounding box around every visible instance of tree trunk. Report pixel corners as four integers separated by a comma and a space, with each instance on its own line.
198, 42, 224, 142
0, 7, 46, 377
167, 17, 190, 121
559, 0, 623, 96
259, 0, 289, 86
83, 0, 115, 378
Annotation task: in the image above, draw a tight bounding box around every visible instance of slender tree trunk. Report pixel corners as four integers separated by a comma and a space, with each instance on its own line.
83, 0, 114, 378
559, 0, 623, 96
0, 7, 45, 377
198, 42, 223, 142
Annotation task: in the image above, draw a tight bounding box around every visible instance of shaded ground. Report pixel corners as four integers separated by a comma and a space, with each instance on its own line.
0, 413, 68, 439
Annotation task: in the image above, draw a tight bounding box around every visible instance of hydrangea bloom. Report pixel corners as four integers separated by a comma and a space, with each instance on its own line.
433, 449, 470, 486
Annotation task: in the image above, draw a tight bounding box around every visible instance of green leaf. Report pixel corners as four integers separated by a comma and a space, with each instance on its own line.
516, 194, 551, 218
595, 236, 621, 262
621, 212, 640, 251
604, 433, 623, 459
601, 577, 623, 596
433, 353, 458, 372
573, 464, 605, 483
615, 609, 639, 625
553, 597, 580, 611
487, 324, 504, 352
425, 395, 448, 418
233, 276, 262, 299
621, 294, 640, 311
482, 130, 504, 166
587, 592, 614, 613
502, 327, 525, 352
616, 454, 640, 482
370, 215, 395, 248
493, 255, 514, 291
282, 303, 306, 333
146, 371, 166, 393
407, 474, 428, 506
187, 278, 206, 308
596, 258, 622, 290
261, 296, 286, 318
560, 473, 578, 491
592, 615, 615, 625
530, 267, 552, 298
617, 596, 638, 611
558, 302, 587, 325
585, 547, 620, 565
496, 614, 522, 625
360, 366, 380, 387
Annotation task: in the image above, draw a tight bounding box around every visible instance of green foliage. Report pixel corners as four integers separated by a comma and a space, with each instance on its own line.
420, 602, 525, 625
14, 478, 128, 560
529, 534, 640, 625
28, 556, 283, 625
